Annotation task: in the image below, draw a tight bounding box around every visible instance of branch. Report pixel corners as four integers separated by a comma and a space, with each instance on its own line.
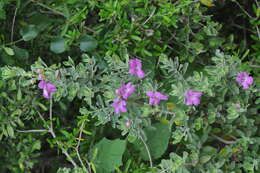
30, 0, 66, 17
139, 131, 153, 168
233, 0, 253, 19
11, 8, 18, 42
36, 100, 78, 167
211, 134, 237, 145
142, 7, 156, 25
16, 129, 48, 133
75, 121, 89, 172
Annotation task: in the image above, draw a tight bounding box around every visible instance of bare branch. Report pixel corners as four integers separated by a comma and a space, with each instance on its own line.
211, 134, 237, 145
11, 8, 18, 42
16, 129, 48, 133
139, 131, 153, 168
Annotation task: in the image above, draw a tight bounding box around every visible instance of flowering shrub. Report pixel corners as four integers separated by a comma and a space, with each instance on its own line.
0, 0, 259, 173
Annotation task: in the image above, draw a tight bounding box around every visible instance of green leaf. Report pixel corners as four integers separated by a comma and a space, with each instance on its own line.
3, 47, 15, 56
13, 46, 29, 59
20, 25, 39, 41
6, 125, 14, 137
200, 155, 211, 164
200, 0, 214, 7
135, 123, 171, 160
0, 2, 6, 20
32, 140, 41, 151
50, 37, 66, 54
79, 35, 98, 52
92, 138, 126, 173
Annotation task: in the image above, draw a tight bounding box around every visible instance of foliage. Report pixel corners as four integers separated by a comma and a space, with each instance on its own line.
0, 0, 259, 173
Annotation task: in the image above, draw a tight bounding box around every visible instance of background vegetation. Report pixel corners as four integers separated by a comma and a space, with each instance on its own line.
0, 0, 259, 172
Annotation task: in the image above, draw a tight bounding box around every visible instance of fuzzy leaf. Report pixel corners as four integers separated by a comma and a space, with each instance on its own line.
92, 138, 126, 173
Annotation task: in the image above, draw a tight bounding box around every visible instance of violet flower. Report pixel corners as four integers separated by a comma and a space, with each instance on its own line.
129, 59, 145, 79
111, 98, 127, 114
38, 81, 57, 99
146, 91, 168, 105
236, 72, 253, 89
38, 74, 44, 80
116, 82, 135, 99
184, 90, 203, 106
235, 104, 241, 109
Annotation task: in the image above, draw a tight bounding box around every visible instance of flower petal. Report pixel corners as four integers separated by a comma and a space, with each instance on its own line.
43, 88, 51, 99
38, 80, 46, 89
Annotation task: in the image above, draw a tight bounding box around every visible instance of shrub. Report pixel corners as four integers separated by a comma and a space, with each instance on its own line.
0, 0, 259, 172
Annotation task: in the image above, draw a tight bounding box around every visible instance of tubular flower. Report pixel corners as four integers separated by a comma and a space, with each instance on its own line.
146, 91, 168, 105
236, 72, 253, 89
38, 80, 57, 99
111, 98, 127, 114
128, 59, 145, 79
116, 82, 135, 99
184, 90, 203, 106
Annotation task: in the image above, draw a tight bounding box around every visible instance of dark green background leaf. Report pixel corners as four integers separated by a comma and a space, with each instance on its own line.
79, 35, 98, 52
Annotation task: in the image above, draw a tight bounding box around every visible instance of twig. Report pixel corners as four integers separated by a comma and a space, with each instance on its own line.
211, 134, 237, 145
83, 26, 96, 33
256, 25, 260, 40
48, 129, 77, 167
139, 131, 153, 168
142, 7, 156, 25
233, 0, 253, 19
30, 0, 66, 17
37, 101, 78, 167
11, 8, 18, 43
16, 129, 48, 133
49, 99, 53, 130
250, 64, 260, 68
75, 121, 88, 172
3, 38, 23, 46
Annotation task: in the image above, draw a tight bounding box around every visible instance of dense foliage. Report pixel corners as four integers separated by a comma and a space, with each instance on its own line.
0, 0, 259, 172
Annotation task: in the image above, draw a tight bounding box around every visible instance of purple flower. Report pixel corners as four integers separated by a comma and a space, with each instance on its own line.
184, 90, 203, 106
116, 82, 135, 99
111, 98, 127, 114
235, 104, 241, 109
38, 81, 57, 99
129, 59, 145, 79
38, 74, 44, 80
146, 91, 168, 105
236, 72, 253, 89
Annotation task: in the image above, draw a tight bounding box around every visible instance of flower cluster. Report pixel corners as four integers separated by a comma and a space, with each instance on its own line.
111, 59, 168, 114
111, 58, 255, 114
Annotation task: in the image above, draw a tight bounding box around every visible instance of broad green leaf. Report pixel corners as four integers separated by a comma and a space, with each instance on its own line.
50, 37, 66, 54
13, 46, 29, 59
92, 138, 126, 173
20, 25, 39, 41
135, 123, 171, 160
3, 47, 14, 56
79, 35, 98, 52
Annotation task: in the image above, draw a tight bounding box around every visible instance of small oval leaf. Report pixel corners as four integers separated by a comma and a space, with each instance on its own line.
20, 25, 39, 41
79, 35, 97, 52
50, 37, 66, 54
